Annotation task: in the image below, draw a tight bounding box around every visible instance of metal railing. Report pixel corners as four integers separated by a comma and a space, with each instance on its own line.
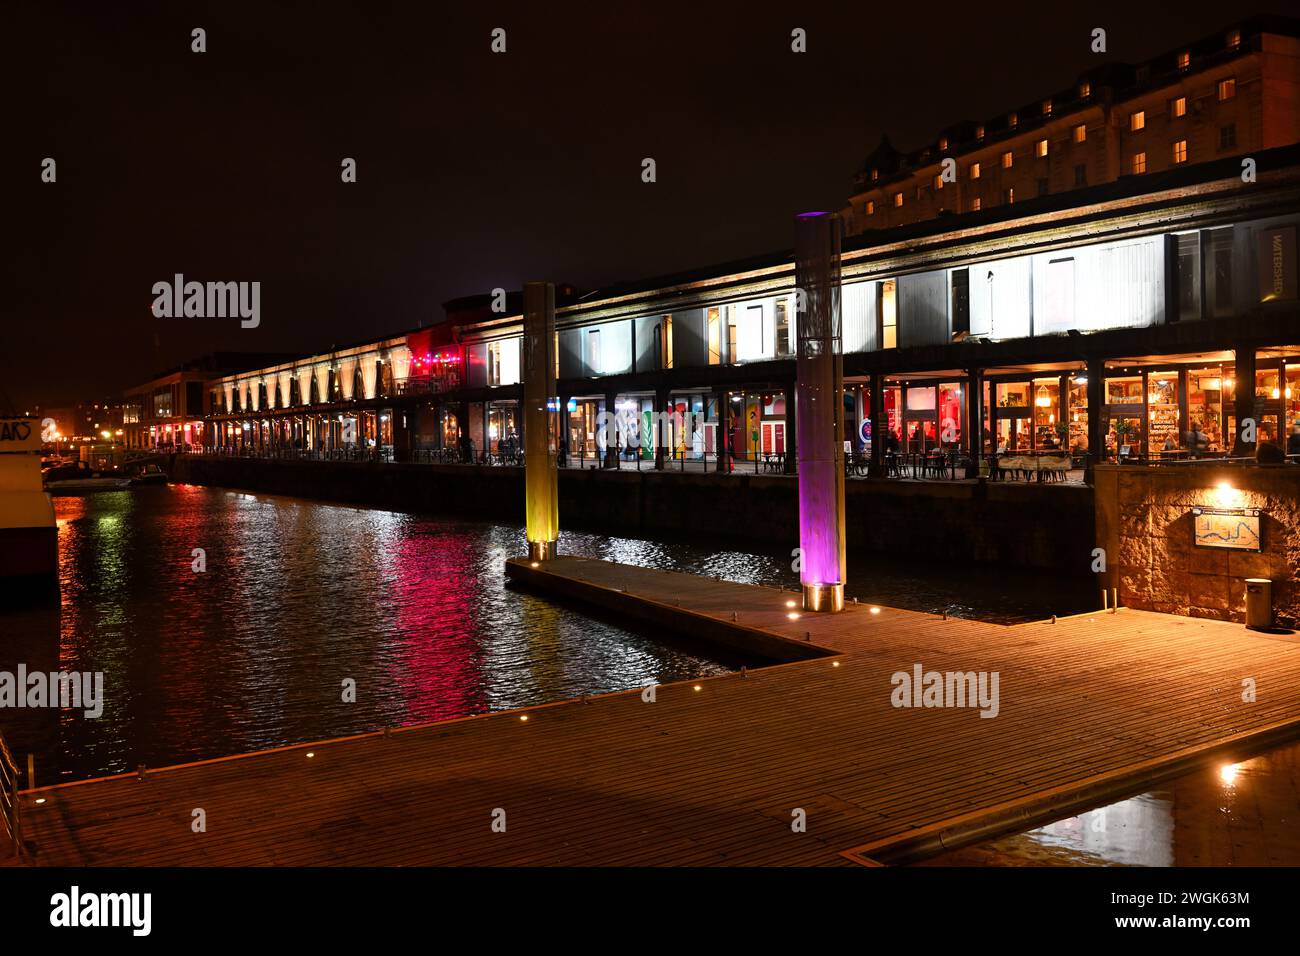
0, 730, 24, 859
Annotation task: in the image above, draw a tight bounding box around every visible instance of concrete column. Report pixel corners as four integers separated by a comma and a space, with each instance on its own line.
794, 211, 845, 613
966, 368, 984, 468
869, 373, 885, 476
392, 409, 409, 462
603, 389, 619, 469
654, 386, 670, 470
783, 382, 798, 475
557, 393, 570, 466
713, 387, 730, 473
1087, 356, 1106, 471
1234, 344, 1257, 456
523, 281, 559, 560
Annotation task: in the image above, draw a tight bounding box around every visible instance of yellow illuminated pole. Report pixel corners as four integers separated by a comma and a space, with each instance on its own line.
523, 281, 559, 560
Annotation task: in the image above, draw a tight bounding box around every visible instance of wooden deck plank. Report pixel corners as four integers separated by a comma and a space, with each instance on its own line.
12, 555, 1300, 866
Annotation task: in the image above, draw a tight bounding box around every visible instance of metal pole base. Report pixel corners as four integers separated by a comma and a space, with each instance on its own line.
527, 540, 559, 562
801, 583, 844, 613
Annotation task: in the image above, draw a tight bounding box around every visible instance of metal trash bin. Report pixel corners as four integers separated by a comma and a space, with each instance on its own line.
1245, 578, 1273, 630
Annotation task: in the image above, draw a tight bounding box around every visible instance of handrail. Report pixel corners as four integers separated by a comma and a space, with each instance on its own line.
0, 730, 24, 858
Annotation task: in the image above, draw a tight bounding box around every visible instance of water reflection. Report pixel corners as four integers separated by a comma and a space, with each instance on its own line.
0, 487, 738, 783
2, 484, 1096, 787
920, 744, 1300, 866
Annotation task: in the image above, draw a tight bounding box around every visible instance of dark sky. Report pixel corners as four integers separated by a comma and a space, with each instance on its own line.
5, 0, 1292, 407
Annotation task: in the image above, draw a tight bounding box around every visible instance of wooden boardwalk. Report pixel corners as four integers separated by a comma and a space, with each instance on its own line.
12, 555, 1300, 866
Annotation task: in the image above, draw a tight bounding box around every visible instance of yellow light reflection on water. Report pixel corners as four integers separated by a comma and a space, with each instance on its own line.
1218, 762, 1242, 787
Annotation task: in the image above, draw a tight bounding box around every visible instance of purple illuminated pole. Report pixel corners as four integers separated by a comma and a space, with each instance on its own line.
795, 211, 846, 612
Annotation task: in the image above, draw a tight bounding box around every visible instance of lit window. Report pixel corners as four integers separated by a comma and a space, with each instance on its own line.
970, 161, 981, 180
975, 124, 985, 140
1079, 80, 1092, 99
866, 200, 875, 215
1073, 123, 1086, 143
1226, 29, 1241, 50
1042, 99, 1052, 116
939, 136, 948, 150
881, 279, 897, 349
1003, 187, 1015, 204
1218, 78, 1236, 101
871, 168, 879, 181
1131, 152, 1147, 174
1130, 111, 1145, 131
934, 174, 944, 190
1008, 111, 1018, 128
1172, 96, 1186, 118
894, 191, 903, 207
1001, 151, 1013, 169
1173, 140, 1188, 164
1036, 138, 1048, 158
1177, 51, 1190, 70
971, 197, 981, 212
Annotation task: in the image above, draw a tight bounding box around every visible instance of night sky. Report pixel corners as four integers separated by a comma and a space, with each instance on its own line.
6, 0, 1293, 407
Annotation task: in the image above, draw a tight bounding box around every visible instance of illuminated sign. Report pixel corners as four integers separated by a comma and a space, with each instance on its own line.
1257, 226, 1296, 302
1192, 507, 1262, 552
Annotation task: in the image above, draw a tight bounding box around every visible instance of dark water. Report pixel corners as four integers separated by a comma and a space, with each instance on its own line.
920, 741, 1300, 866
1, 485, 1093, 785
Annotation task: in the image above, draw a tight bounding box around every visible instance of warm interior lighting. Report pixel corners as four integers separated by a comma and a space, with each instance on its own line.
1035, 386, 1051, 408
1272, 387, 1281, 400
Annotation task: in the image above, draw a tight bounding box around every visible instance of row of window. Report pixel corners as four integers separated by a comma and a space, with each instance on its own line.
1129, 77, 1234, 131
863, 75, 1241, 217
866, 29, 1245, 181
869, 126, 1235, 216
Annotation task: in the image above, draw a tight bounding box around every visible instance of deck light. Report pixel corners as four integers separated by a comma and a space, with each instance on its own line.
832, 661, 840, 668
35, 797, 46, 804
870, 606, 881, 615
785, 599, 796, 608
519, 715, 528, 722
1218, 762, 1240, 786
693, 685, 702, 692
787, 612, 800, 620
306, 752, 315, 758
530, 561, 539, 568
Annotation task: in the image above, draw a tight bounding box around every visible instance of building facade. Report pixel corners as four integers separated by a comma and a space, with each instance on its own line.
844, 17, 1300, 235
193, 145, 1300, 477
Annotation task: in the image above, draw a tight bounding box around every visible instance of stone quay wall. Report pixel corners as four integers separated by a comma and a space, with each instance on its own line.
1094, 464, 1300, 624
168, 455, 1095, 573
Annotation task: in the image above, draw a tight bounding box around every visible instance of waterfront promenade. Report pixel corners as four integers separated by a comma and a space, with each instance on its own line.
12, 557, 1300, 866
